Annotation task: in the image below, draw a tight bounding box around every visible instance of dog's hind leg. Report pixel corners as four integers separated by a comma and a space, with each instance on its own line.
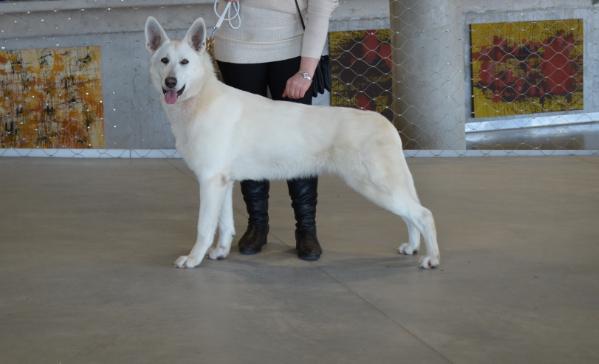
208, 181, 235, 260
399, 203, 440, 269
398, 220, 421, 256
378, 192, 440, 269
175, 176, 227, 268
338, 147, 440, 268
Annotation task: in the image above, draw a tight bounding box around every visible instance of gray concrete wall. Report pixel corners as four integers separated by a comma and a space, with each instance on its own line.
0, 0, 389, 149
1, 0, 597, 150
1, 1, 219, 149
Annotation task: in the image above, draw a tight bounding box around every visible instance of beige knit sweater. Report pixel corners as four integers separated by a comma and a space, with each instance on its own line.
214, 0, 339, 64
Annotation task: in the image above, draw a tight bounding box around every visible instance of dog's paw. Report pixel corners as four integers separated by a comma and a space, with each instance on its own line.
207, 246, 229, 261
174, 255, 202, 269
419, 255, 440, 269
398, 243, 418, 256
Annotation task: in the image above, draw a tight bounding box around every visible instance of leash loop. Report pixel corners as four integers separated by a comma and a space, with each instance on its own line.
211, 0, 241, 38
208, 0, 241, 55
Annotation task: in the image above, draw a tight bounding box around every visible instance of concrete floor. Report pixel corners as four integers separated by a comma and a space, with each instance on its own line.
1, 157, 598, 363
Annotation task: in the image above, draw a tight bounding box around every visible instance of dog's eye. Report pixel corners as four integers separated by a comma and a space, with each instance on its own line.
161, 57, 169, 64
180, 59, 189, 65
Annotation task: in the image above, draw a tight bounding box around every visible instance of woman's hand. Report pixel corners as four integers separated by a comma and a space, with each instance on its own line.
282, 57, 319, 100
282, 73, 312, 99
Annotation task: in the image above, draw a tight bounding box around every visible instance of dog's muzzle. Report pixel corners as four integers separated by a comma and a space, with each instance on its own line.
162, 85, 185, 104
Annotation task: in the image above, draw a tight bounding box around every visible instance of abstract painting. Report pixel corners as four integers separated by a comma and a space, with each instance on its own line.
329, 29, 393, 121
0, 46, 105, 148
470, 19, 583, 118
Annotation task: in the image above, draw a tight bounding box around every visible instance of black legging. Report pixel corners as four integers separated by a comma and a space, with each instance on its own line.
217, 56, 312, 105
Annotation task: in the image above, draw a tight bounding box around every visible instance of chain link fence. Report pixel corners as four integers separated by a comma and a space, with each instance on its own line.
330, 0, 598, 153
1, 0, 598, 157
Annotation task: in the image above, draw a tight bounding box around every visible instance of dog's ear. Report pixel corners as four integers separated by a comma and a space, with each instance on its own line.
145, 16, 169, 53
184, 18, 207, 52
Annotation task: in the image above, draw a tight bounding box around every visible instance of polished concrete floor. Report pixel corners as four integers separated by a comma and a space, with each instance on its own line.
1, 157, 598, 363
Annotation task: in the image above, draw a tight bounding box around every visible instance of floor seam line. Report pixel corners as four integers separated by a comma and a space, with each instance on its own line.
317, 266, 454, 364
164, 158, 194, 178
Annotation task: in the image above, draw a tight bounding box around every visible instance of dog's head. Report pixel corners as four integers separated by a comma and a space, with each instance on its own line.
145, 17, 210, 105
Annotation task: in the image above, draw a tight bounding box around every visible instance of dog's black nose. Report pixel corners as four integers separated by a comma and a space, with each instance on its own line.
165, 77, 177, 89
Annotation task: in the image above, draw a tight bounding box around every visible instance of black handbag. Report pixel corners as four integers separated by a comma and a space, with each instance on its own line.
294, 0, 332, 97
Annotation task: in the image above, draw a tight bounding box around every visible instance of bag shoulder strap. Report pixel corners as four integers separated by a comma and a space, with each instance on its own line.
294, 0, 306, 30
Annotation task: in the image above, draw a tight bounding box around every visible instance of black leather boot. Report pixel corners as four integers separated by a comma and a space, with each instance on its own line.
288, 177, 322, 261
238, 180, 269, 255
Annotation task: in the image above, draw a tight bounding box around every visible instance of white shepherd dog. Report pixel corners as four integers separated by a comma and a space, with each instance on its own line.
145, 17, 440, 269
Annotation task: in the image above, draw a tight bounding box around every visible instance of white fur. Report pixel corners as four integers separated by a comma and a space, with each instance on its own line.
145, 17, 441, 269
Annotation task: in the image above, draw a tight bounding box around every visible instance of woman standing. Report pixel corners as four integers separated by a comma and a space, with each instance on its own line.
214, 0, 338, 261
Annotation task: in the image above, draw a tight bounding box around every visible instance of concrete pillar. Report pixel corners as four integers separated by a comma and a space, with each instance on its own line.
390, 0, 466, 149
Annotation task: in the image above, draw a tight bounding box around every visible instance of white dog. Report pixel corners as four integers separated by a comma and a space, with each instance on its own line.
145, 17, 440, 269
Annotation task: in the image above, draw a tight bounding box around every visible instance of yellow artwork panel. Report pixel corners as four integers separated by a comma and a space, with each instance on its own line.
470, 19, 583, 118
0, 46, 105, 148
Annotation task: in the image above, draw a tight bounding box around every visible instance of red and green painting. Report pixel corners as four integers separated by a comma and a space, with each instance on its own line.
470, 19, 583, 118
329, 29, 393, 121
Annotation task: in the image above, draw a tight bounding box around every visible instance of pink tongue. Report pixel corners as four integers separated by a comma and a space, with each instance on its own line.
165, 90, 178, 104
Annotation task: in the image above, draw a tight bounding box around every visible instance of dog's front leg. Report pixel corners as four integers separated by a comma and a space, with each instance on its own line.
175, 176, 227, 268
208, 181, 235, 260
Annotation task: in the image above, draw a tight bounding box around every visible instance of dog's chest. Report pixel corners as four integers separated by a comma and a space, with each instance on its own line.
168, 114, 231, 175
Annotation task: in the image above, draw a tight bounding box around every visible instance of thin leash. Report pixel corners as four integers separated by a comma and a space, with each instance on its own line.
206, 0, 241, 55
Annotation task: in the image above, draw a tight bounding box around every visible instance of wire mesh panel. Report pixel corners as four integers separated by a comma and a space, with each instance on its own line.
0, 0, 598, 157
331, 0, 598, 152
470, 20, 583, 118
467, 17, 595, 150
329, 30, 393, 121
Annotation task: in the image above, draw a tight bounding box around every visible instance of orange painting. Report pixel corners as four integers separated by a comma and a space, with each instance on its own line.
0, 46, 105, 148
